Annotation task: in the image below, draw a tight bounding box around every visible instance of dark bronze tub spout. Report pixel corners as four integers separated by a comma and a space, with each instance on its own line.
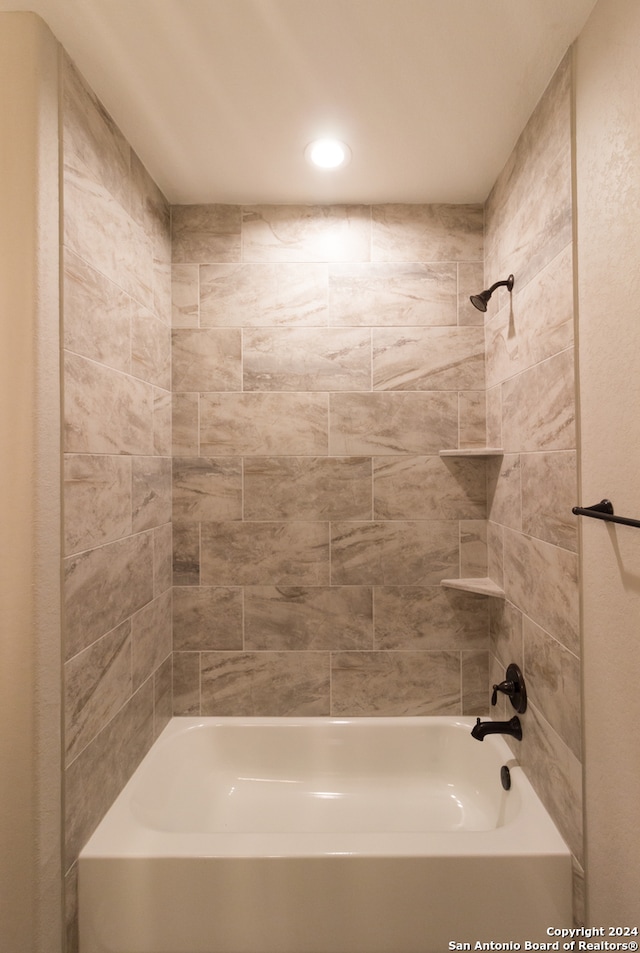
471, 716, 522, 742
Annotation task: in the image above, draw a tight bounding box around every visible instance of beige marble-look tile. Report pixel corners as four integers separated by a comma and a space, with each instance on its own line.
152, 386, 172, 457
173, 587, 243, 651
172, 522, 200, 587
457, 262, 485, 327
171, 328, 242, 392
172, 393, 199, 456
371, 204, 483, 262
487, 454, 522, 530
200, 652, 330, 715
503, 527, 579, 654
200, 262, 328, 327
64, 454, 132, 555
243, 327, 371, 391
129, 150, 171, 266
64, 352, 154, 455
65, 863, 78, 953
373, 586, 488, 650
462, 650, 490, 714
62, 54, 131, 212
244, 457, 372, 520
172, 457, 243, 522
484, 54, 572, 292
485, 243, 574, 389
153, 655, 173, 739
524, 616, 581, 760
171, 263, 199, 327
373, 327, 485, 391
201, 521, 330, 586
329, 262, 457, 327
517, 702, 583, 864
329, 392, 457, 455
152, 255, 172, 327
65, 532, 155, 659
131, 589, 172, 690
486, 384, 502, 448
132, 456, 172, 532
489, 597, 524, 672
502, 349, 576, 453
172, 652, 200, 715
242, 205, 371, 262
171, 204, 242, 263
153, 522, 173, 597
64, 620, 132, 766
200, 393, 328, 455
64, 160, 154, 311
460, 519, 488, 578
244, 586, 373, 651
458, 390, 487, 448
331, 520, 458, 586
373, 456, 486, 520
131, 306, 171, 389
331, 651, 461, 716
65, 680, 154, 869
487, 519, 504, 590
63, 249, 131, 374
521, 451, 578, 552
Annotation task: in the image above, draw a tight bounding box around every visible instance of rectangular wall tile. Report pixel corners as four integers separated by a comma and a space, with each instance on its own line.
521, 450, 578, 552
243, 327, 371, 391
200, 652, 330, 715
131, 589, 172, 689
371, 204, 483, 262
373, 326, 485, 391
201, 521, 330, 586
503, 527, 579, 654
64, 352, 154, 455
171, 328, 242, 391
171, 204, 242, 263
330, 520, 458, 586
330, 392, 457, 455
173, 587, 243, 651
373, 455, 486, 520
200, 262, 328, 327
373, 586, 488, 650
64, 532, 155, 659
64, 620, 132, 766
501, 349, 576, 452
244, 457, 372, 520
172, 457, 243, 521
200, 392, 328, 455
329, 262, 457, 327
244, 586, 373, 651
242, 205, 371, 262
64, 454, 132, 555
331, 651, 461, 716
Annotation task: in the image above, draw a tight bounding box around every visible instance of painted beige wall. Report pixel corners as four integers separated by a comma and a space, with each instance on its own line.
0, 12, 62, 953
575, 0, 640, 923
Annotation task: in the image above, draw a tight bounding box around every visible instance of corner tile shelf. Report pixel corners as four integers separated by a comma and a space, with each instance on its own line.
439, 448, 504, 457
440, 577, 505, 598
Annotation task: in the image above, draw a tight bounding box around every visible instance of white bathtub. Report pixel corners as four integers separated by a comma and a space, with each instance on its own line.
79, 716, 572, 953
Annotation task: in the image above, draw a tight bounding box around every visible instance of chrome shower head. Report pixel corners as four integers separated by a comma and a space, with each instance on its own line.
470, 274, 514, 312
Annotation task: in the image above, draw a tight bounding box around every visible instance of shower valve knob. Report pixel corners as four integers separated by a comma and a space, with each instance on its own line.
490, 663, 527, 714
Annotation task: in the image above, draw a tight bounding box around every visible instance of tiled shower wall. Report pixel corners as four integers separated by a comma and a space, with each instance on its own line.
170, 204, 493, 717
61, 56, 173, 935
484, 53, 582, 885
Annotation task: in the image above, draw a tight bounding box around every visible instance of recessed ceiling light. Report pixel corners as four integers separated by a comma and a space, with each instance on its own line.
305, 138, 351, 169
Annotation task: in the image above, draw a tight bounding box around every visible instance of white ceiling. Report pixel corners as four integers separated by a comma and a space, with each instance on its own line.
1, 0, 597, 205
